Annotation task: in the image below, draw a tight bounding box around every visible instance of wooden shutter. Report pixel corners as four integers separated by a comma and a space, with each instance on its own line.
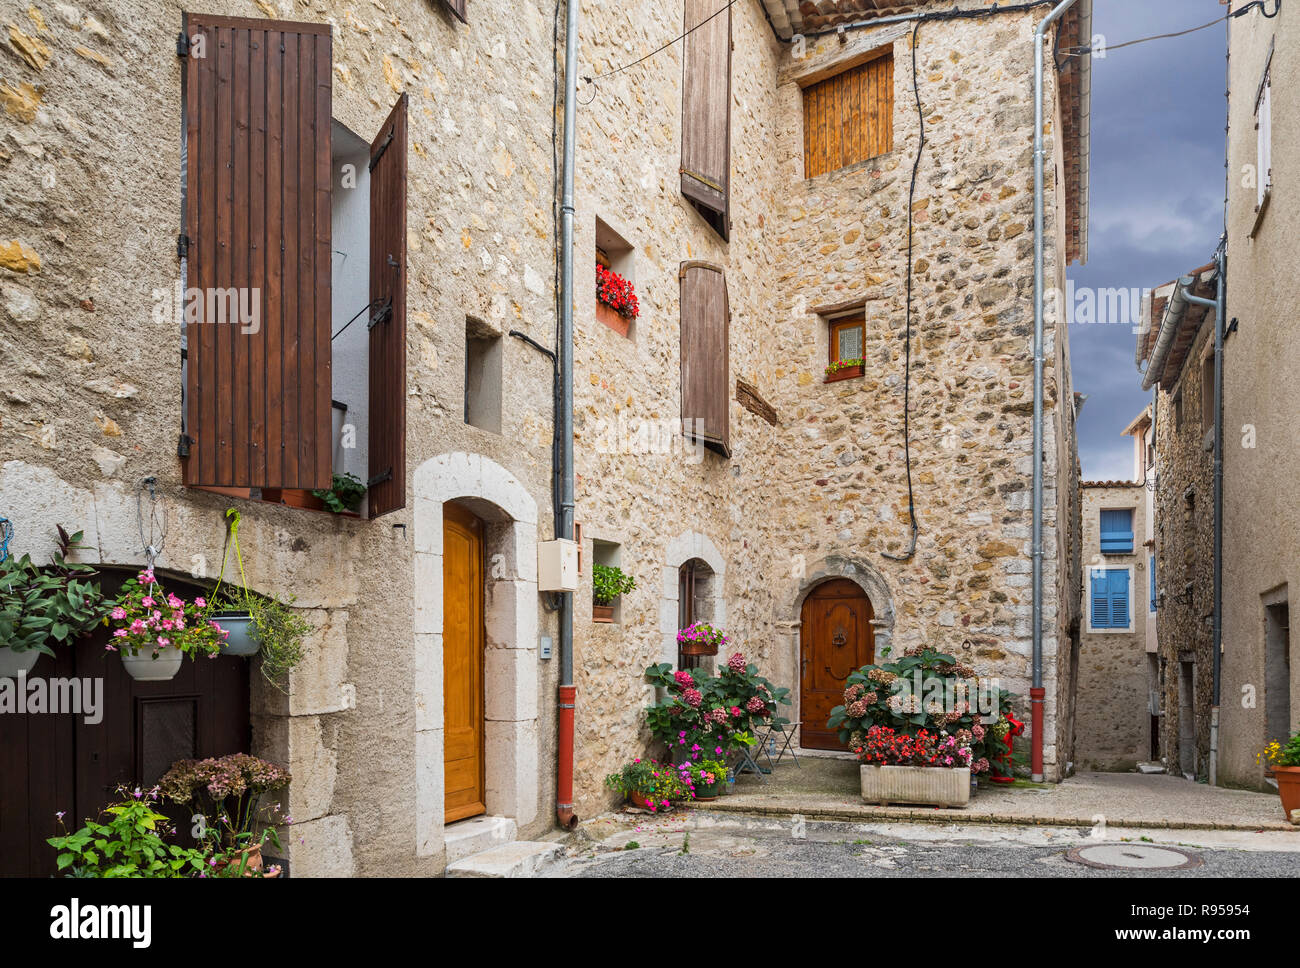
442, 0, 467, 23
1099, 509, 1134, 554
802, 51, 894, 179
679, 261, 730, 457
1090, 570, 1111, 629
680, 0, 731, 241
367, 94, 408, 516
1110, 570, 1131, 629
181, 14, 332, 490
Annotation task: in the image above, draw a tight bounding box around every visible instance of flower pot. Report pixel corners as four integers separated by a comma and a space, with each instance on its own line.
825, 363, 865, 383
592, 604, 615, 624
1274, 766, 1300, 823
678, 640, 718, 656
859, 765, 971, 808
215, 843, 277, 877
213, 613, 261, 656
694, 778, 721, 801
120, 644, 184, 682
0, 646, 41, 680
628, 790, 669, 812
596, 300, 632, 337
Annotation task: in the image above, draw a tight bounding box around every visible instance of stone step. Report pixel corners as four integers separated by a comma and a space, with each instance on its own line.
445, 841, 564, 878
444, 816, 517, 864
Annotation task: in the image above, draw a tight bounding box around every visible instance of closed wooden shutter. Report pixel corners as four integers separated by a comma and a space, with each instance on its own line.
802, 51, 893, 179
367, 94, 408, 516
442, 0, 467, 23
679, 261, 730, 457
181, 14, 333, 490
680, 0, 731, 241
1089, 570, 1111, 629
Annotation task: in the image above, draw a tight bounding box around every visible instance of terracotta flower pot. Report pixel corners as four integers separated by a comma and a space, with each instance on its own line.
678, 640, 718, 656
628, 790, 669, 811
825, 363, 865, 383
215, 843, 279, 877
1274, 765, 1300, 822
592, 604, 615, 623
596, 300, 632, 337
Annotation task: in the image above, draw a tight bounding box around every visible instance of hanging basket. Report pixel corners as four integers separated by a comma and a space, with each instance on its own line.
121, 645, 184, 682
213, 613, 261, 656
0, 646, 42, 680
678, 640, 719, 657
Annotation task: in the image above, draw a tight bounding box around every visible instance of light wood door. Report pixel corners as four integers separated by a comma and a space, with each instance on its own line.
443, 502, 486, 822
799, 579, 874, 751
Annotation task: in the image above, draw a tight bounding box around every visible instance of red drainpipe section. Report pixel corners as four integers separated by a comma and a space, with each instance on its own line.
556, 684, 578, 829
1030, 686, 1045, 781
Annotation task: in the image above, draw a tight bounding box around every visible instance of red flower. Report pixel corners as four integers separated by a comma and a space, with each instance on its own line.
596, 264, 640, 320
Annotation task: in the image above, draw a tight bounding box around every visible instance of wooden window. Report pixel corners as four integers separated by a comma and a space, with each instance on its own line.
802, 51, 894, 179
679, 261, 730, 457
680, 0, 731, 241
829, 315, 865, 365
1200, 353, 1214, 435
180, 13, 407, 515
442, 0, 467, 23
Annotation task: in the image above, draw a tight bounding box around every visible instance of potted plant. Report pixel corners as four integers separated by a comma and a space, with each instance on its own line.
47, 786, 213, 878
0, 527, 109, 679
676, 620, 728, 657
685, 758, 727, 801
1259, 732, 1300, 823
311, 472, 367, 515
595, 262, 639, 337
825, 357, 865, 383
107, 568, 226, 681
603, 759, 691, 813
592, 562, 634, 623
854, 725, 973, 808
159, 753, 291, 876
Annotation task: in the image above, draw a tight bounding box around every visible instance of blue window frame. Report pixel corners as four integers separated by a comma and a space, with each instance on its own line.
1099, 508, 1134, 554
1149, 555, 1157, 612
1090, 568, 1131, 630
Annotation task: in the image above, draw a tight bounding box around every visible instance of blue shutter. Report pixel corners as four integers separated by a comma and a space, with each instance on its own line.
1090, 570, 1111, 628
1149, 557, 1157, 612
1100, 509, 1134, 554
1109, 569, 1130, 628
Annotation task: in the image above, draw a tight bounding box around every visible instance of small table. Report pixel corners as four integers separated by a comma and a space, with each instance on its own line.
757, 721, 801, 771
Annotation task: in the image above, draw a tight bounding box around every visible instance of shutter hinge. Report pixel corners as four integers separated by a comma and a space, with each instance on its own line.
177, 234, 191, 259
367, 469, 393, 488
368, 130, 393, 172
367, 299, 393, 330
177, 32, 191, 57
177, 434, 195, 458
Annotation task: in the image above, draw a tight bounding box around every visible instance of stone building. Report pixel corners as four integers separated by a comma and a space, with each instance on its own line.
1220, 0, 1299, 790
0, 0, 1088, 875
1136, 265, 1218, 779
1073, 413, 1154, 772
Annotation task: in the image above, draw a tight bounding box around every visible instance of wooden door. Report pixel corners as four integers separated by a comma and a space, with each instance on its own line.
443, 502, 486, 822
799, 579, 874, 751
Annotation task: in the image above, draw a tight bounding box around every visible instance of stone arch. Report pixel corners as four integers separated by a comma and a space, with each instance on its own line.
411, 452, 540, 858
659, 530, 727, 666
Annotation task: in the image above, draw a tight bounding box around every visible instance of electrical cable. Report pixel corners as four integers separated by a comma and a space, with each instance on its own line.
1059, 0, 1280, 57
581, 0, 741, 87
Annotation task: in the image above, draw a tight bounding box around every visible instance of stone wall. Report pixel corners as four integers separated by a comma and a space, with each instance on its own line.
1075, 483, 1150, 772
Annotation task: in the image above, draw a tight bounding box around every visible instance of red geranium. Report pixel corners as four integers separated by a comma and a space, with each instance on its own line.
596, 263, 640, 320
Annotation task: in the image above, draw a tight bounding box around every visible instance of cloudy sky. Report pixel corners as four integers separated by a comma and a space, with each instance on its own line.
1069, 0, 1227, 480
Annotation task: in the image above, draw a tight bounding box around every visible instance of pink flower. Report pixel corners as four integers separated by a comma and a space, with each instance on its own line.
730, 706, 742, 718
141, 596, 155, 608
111, 607, 127, 621
727, 653, 746, 673
195, 597, 206, 608
113, 628, 127, 638
683, 688, 702, 708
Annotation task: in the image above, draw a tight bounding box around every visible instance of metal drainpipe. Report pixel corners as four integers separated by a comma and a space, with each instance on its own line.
1032, 0, 1082, 783
555, 0, 580, 831
1181, 243, 1227, 786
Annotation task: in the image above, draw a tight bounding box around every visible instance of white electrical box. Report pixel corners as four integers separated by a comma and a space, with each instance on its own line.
537, 539, 579, 592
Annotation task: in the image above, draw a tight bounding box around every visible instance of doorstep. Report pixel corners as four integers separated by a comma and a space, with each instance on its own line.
444, 815, 517, 864
445, 841, 564, 878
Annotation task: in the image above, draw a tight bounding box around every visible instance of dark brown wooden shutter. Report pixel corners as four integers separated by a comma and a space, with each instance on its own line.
442, 0, 467, 23
680, 0, 731, 241
367, 94, 408, 517
679, 261, 730, 457
181, 14, 332, 490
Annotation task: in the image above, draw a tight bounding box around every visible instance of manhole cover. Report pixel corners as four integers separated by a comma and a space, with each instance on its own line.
1065, 844, 1203, 871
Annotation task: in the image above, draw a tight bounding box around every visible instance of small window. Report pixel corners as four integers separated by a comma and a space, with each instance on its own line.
1173, 388, 1184, 431
595, 217, 638, 340
1201, 354, 1215, 434
1149, 554, 1158, 613
1100, 508, 1134, 554
802, 50, 894, 179
592, 540, 628, 625
465, 318, 502, 434
1090, 567, 1132, 631
826, 314, 865, 382
1257, 61, 1273, 210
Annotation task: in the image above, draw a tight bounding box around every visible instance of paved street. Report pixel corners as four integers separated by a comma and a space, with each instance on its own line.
546, 812, 1300, 878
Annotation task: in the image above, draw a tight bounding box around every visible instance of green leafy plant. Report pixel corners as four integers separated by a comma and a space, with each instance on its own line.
825, 356, 865, 378
592, 563, 635, 607
312, 472, 367, 514
47, 787, 212, 878
0, 526, 109, 656
159, 754, 290, 868
603, 759, 691, 812
1260, 732, 1300, 769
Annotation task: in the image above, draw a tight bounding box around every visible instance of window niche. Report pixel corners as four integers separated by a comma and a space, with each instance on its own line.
595, 217, 637, 340
822, 309, 866, 383
464, 316, 502, 434
592, 539, 627, 625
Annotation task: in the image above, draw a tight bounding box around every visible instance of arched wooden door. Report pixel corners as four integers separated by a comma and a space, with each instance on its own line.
799, 579, 874, 750
442, 502, 486, 822
0, 569, 250, 877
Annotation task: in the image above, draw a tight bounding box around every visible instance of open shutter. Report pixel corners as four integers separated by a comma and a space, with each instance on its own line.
1090, 570, 1110, 629
1150, 557, 1157, 612
181, 14, 332, 490
442, 0, 467, 24
1099, 509, 1134, 554
367, 94, 408, 517
679, 261, 730, 457
680, 0, 731, 241
1110, 570, 1131, 629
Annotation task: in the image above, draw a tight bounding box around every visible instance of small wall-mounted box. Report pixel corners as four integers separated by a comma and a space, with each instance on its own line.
537, 539, 579, 592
